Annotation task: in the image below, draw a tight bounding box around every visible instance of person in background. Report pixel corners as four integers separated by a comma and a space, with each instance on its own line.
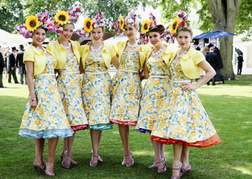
3, 47, 10, 79
0, 45, 5, 88
193, 41, 200, 51
237, 52, 244, 75
16, 45, 27, 85
7, 46, 19, 84
205, 46, 218, 85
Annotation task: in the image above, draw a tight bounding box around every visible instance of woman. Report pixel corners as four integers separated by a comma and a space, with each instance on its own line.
47, 9, 88, 169
150, 12, 221, 179
79, 12, 119, 167
110, 11, 151, 167
17, 13, 73, 176
3, 47, 10, 79
136, 13, 175, 173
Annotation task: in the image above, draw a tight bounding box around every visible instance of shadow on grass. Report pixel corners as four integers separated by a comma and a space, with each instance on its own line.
0, 93, 252, 178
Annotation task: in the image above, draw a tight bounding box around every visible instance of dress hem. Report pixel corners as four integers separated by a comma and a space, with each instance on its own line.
71, 124, 89, 131
110, 119, 137, 126
89, 124, 113, 130
150, 133, 222, 148
135, 128, 151, 134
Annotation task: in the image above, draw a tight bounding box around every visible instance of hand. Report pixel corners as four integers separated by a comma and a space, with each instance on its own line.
11, 67, 14, 70
181, 83, 197, 91
30, 100, 38, 109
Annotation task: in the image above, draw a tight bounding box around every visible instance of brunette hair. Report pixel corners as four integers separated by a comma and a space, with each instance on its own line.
149, 24, 165, 35
178, 26, 193, 37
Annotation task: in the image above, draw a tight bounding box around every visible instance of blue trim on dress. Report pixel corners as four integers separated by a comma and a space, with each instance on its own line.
19, 129, 73, 139
89, 124, 113, 130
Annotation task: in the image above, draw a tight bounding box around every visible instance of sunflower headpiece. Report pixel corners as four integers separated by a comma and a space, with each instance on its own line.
77, 12, 105, 37
53, 7, 81, 34
169, 11, 189, 38
139, 13, 158, 44
16, 12, 54, 38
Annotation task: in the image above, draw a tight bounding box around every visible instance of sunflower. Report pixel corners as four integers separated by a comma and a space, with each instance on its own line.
141, 20, 151, 34
170, 17, 180, 34
119, 16, 125, 30
84, 18, 93, 32
26, 16, 40, 32
55, 11, 70, 25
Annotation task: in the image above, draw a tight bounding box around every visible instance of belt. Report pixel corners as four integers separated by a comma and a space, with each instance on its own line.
85, 71, 108, 75
35, 73, 55, 77
119, 69, 138, 73
149, 75, 169, 79
173, 80, 191, 83
60, 72, 80, 75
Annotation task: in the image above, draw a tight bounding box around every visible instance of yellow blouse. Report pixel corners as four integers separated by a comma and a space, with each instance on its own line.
115, 41, 152, 69
46, 40, 80, 69
23, 45, 56, 76
79, 42, 116, 69
175, 47, 205, 79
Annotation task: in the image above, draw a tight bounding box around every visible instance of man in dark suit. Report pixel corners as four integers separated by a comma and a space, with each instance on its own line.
7, 47, 19, 83
205, 46, 218, 85
16, 45, 26, 84
193, 41, 201, 51
237, 52, 244, 75
0, 45, 5, 88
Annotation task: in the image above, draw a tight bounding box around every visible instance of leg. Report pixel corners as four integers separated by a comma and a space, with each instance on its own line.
160, 144, 165, 160
13, 68, 18, 83
62, 132, 77, 168
90, 129, 101, 166
34, 138, 45, 165
25, 73, 27, 85
0, 73, 3, 87
20, 74, 24, 84
181, 145, 190, 168
8, 71, 11, 83
45, 138, 59, 176
172, 144, 183, 177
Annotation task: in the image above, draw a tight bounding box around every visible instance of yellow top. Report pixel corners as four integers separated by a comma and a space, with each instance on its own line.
79, 42, 116, 69
174, 47, 205, 79
23, 45, 56, 76
115, 41, 152, 69
46, 40, 80, 69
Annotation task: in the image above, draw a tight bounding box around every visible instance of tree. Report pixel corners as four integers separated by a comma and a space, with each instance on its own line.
143, 0, 243, 79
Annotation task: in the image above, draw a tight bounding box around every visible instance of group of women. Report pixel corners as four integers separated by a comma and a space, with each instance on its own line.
17, 9, 221, 178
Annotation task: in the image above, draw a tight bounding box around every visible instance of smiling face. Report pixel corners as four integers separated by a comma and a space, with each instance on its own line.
60, 24, 74, 41
125, 25, 138, 40
32, 27, 46, 47
176, 30, 192, 50
149, 31, 162, 47
91, 27, 104, 42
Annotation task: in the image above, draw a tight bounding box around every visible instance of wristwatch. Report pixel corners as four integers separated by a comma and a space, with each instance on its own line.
31, 98, 37, 102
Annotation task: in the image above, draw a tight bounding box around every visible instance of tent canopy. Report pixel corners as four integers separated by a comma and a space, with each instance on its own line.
193, 30, 237, 39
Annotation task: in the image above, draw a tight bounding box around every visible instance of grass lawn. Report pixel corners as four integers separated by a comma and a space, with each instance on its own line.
0, 75, 252, 179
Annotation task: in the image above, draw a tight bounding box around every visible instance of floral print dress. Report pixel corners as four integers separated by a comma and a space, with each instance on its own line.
19, 54, 73, 139
57, 53, 88, 131
81, 54, 112, 130
110, 50, 141, 126
136, 56, 171, 133
150, 59, 221, 147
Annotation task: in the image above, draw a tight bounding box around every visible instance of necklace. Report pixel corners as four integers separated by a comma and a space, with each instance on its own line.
36, 47, 46, 53
60, 42, 71, 49
152, 48, 163, 56
127, 42, 138, 49
177, 50, 188, 58
91, 44, 103, 52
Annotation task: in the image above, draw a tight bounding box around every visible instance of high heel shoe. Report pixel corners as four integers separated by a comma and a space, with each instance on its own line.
91, 150, 103, 163
148, 162, 158, 169
121, 153, 134, 167
33, 161, 45, 171
90, 155, 98, 167
156, 160, 167, 173
60, 150, 67, 162
180, 165, 191, 177
62, 155, 71, 169
45, 160, 55, 177
171, 167, 181, 179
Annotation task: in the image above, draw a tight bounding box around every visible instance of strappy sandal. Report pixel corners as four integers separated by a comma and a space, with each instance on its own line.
90, 155, 98, 167
156, 160, 167, 173
45, 160, 55, 176
122, 153, 134, 167
171, 167, 181, 179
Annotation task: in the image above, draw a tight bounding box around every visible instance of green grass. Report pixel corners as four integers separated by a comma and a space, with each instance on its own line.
0, 75, 252, 179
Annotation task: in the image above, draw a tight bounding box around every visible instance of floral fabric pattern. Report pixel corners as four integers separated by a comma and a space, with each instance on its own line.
19, 54, 73, 139
110, 50, 141, 126
81, 54, 112, 130
136, 56, 171, 133
151, 59, 220, 144
57, 53, 88, 131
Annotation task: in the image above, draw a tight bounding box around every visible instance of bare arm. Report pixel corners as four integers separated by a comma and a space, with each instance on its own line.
26, 61, 37, 108
111, 56, 119, 70
181, 60, 216, 91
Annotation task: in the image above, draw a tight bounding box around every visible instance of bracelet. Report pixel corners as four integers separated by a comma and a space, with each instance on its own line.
31, 98, 37, 102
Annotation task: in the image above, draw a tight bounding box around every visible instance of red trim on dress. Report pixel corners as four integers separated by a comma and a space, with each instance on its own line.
109, 119, 137, 126
71, 124, 89, 131
150, 133, 221, 148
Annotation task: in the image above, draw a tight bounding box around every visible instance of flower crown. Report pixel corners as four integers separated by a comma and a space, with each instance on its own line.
169, 11, 189, 38
112, 10, 137, 36
15, 12, 54, 38
139, 13, 158, 44
53, 7, 81, 34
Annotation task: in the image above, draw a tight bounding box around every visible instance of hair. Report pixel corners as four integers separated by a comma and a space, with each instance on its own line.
31, 27, 47, 38
63, 23, 75, 29
149, 24, 165, 35
179, 26, 193, 37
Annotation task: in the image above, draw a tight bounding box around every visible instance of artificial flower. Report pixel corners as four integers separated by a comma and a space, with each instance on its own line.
54, 11, 70, 25
84, 18, 93, 32
141, 20, 151, 34
119, 16, 125, 30
170, 17, 179, 35
26, 16, 40, 32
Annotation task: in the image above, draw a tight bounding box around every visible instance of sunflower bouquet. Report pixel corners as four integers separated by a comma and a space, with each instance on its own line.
169, 11, 189, 38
